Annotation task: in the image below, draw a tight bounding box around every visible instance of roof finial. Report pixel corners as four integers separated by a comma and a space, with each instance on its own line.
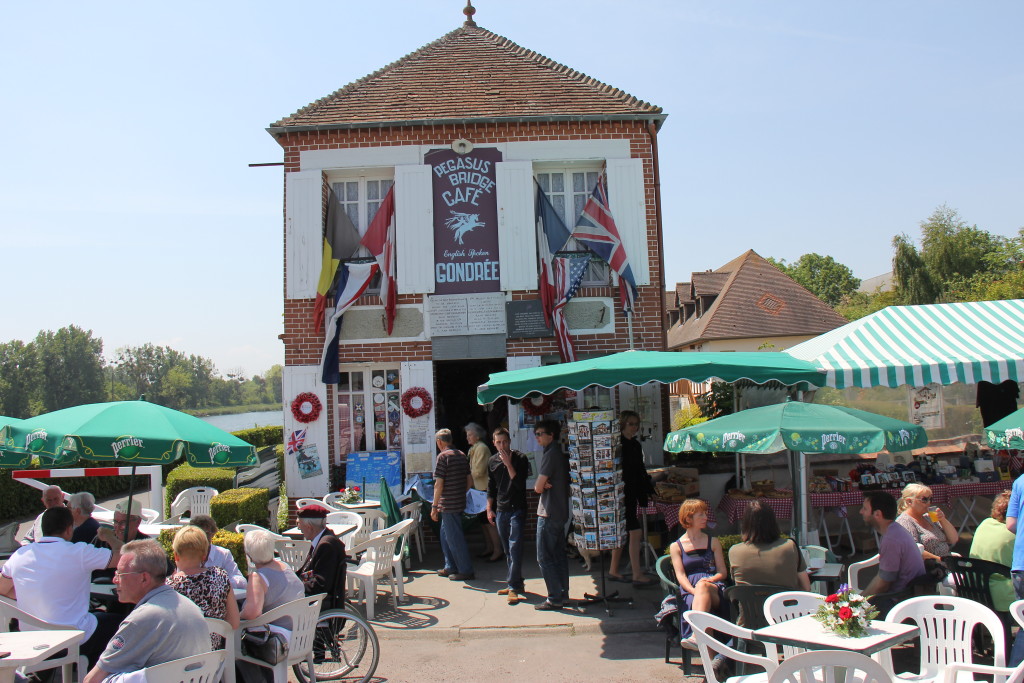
463, 0, 477, 27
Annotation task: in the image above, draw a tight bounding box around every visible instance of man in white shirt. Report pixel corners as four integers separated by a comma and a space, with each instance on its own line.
20, 485, 66, 545
0, 506, 124, 666
190, 514, 246, 589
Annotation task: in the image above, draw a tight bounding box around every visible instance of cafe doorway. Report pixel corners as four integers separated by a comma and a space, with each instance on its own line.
434, 359, 506, 452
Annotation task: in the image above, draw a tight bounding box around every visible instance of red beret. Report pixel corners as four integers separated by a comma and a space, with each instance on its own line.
297, 505, 329, 519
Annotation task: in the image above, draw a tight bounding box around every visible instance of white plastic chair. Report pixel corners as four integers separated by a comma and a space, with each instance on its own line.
768, 649, 891, 683
296, 497, 340, 512
235, 594, 325, 683
347, 534, 401, 619
684, 611, 778, 683
847, 554, 880, 594
322, 492, 350, 507
399, 501, 424, 562
169, 486, 219, 522
142, 650, 226, 683
367, 519, 416, 601
274, 539, 311, 571
359, 509, 388, 533
0, 521, 19, 559
204, 617, 236, 683
942, 660, 1024, 683
236, 523, 286, 540
800, 544, 830, 594
347, 509, 388, 555
763, 591, 823, 660
325, 510, 363, 545
0, 596, 87, 682
880, 595, 1005, 683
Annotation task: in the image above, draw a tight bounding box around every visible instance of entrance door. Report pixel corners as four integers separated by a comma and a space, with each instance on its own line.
434, 359, 505, 452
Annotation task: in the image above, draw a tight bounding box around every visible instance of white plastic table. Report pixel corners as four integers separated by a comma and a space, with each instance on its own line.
753, 614, 919, 656
0, 630, 84, 683
281, 524, 355, 540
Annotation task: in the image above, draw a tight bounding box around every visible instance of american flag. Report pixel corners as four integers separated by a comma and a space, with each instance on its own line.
551, 256, 589, 362
287, 429, 307, 455
573, 174, 639, 313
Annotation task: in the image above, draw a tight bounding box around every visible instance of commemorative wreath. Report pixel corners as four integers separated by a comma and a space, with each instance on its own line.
401, 387, 433, 418
290, 392, 322, 424
521, 393, 553, 417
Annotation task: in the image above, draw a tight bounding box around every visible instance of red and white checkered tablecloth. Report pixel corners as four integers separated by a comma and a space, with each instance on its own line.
638, 499, 716, 531
716, 492, 795, 525
944, 480, 1011, 498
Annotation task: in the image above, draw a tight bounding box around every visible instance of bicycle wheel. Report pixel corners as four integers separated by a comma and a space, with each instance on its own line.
293, 608, 380, 683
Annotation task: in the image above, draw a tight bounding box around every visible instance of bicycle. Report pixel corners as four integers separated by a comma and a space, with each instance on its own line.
292, 603, 380, 683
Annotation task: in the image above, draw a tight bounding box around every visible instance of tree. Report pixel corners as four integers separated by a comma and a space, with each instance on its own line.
892, 204, 1008, 304
264, 364, 283, 403
774, 253, 861, 307
34, 325, 106, 411
0, 340, 38, 418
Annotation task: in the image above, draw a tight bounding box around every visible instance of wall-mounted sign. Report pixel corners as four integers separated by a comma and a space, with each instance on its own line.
426, 147, 503, 295
506, 299, 553, 338
428, 293, 506, 337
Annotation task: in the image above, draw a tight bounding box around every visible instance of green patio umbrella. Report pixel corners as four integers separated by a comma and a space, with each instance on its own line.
7, 400, 257, 539
664, 400, 929, 542
0, 416, 78, 468
986, 407, 1024, 450
477, 350, 826, 404
378, 476, 401, 528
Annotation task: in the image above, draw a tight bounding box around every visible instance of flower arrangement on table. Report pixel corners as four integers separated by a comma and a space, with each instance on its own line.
812, 584, 879, 637
336, 486, 362, 504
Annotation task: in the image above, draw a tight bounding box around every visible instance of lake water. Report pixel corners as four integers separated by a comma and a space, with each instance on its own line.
201, 409, 283, 432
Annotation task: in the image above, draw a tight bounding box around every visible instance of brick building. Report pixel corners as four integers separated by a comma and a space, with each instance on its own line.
270, 8, 668, 499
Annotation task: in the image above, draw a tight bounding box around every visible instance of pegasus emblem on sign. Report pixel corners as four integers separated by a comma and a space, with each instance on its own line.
445, 212, 484, 244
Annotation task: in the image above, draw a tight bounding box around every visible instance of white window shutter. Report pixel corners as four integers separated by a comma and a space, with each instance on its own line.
281, 365, 330, 498
605, 158, 649, 286
496, 161, 538, 291
395, 164, 435, 294
285, 170, 323, 299
400, 361, 436, 472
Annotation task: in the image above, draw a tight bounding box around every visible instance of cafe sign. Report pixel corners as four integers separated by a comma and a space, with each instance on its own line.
426, 147, 502, 295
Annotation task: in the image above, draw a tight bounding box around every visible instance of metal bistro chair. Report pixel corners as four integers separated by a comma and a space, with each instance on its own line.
654, 554, 695, 675
0, 596, 88, 683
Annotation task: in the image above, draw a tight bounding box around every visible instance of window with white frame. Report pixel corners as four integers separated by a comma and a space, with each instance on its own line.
330, 176, 394, 293
333, 366, 402, 461
535, 166, 611, 286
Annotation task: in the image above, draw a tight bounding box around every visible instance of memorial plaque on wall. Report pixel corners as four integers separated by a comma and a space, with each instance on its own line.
428, 293, 507, 337
426, 147, 503, 295
506, 299, 553, 339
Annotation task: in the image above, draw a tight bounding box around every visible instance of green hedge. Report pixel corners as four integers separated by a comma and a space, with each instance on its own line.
0, 472, 136, 521
165, 464, 235, 516
157, 527, 246, 572
210, 487, 269, 528
231, 426, 283, 449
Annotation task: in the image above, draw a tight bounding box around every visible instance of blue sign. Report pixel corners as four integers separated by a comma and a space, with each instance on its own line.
345, 450, 402, 499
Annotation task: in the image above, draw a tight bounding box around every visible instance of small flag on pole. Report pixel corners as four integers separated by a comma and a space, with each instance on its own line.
551, 256, 589, 362
535, 182, 572, 322
360, 186, 397, 334
321, 261, 378, 384
313, 185, 362, 332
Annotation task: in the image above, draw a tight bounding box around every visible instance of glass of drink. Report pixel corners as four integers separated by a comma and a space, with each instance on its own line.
928, 506, 940, 523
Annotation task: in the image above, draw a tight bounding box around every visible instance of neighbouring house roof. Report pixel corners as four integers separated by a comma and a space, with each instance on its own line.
667, 250, 850, 350
858, 272, 894, 293
269, 23, 664, 132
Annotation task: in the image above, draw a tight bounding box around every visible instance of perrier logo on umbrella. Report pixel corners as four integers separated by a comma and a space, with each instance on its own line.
111, 436, 145, 459
25, 429, 49, 452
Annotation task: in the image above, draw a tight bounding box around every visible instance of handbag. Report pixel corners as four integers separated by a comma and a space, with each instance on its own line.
241, 626, 288, 665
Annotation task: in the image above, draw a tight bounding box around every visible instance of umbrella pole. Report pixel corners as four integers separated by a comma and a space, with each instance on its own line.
123, 465, 137, 543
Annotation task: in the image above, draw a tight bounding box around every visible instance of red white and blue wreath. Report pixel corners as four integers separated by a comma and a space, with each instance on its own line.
290, 392, 322, 424
521, 393, 553, 417
401, 387, 433, 418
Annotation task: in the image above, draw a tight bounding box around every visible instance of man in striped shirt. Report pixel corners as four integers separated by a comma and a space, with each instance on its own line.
431, 428, 475, 581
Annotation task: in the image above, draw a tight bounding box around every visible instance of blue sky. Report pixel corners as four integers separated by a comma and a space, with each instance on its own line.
2, 1, 1020, 376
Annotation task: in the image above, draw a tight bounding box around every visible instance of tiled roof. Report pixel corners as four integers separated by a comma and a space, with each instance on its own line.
691, 272, 729, 298
667, 250, 849, 350
270, 24, 663, 130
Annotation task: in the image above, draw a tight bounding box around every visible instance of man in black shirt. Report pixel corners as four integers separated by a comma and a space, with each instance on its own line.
486, 428, 531, 605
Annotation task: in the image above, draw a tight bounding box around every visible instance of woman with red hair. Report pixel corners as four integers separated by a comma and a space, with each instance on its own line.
669, 499, 728, 645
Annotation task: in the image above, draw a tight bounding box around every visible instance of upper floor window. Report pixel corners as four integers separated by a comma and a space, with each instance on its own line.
536, 167, 611, 287
330, 176, 394, 293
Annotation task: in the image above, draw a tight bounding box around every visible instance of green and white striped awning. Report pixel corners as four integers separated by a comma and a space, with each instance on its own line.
786, 299, 1024, 388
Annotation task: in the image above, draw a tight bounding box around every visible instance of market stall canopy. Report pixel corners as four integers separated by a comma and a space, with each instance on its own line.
986, 406, 1024, 450
5, 400, 258, 467
664, 401, 929, 455
787, 299, 1024, 389
476, 350, 827, 404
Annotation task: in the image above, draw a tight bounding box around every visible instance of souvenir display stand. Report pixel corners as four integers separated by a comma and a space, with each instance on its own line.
567, 410, 630, 614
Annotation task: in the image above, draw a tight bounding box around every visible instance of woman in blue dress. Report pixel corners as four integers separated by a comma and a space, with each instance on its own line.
668, 498, 728, 643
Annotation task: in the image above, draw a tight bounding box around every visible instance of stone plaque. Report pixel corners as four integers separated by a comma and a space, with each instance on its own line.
428, 293, 507, 337
507, 299, 553, 339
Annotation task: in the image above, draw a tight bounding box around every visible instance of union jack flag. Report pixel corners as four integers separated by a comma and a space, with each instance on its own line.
287, 429, 307, 455
551, 256, 589, 362
573, 174, 639, 313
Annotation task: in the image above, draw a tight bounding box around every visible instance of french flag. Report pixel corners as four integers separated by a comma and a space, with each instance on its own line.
360, 185, 397, 334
